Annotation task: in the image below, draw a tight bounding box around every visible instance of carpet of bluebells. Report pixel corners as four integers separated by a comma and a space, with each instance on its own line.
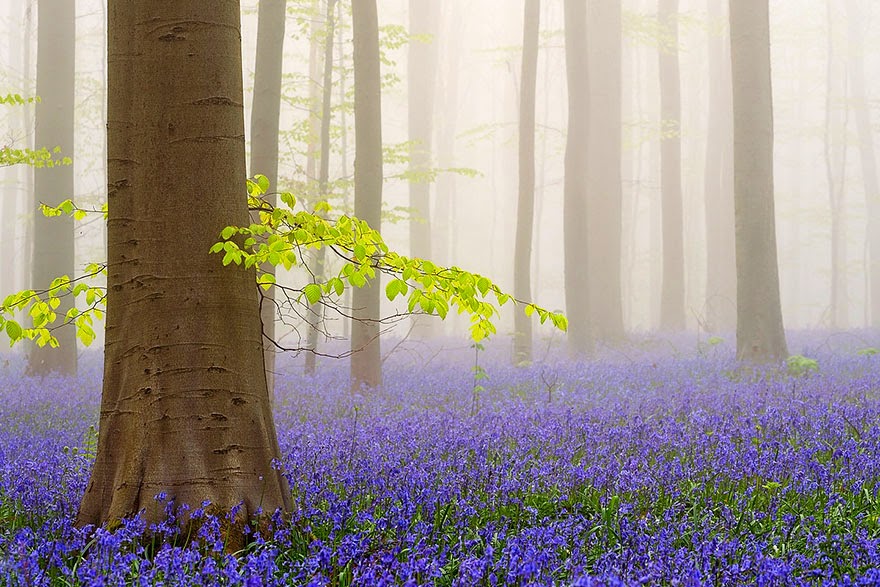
3, 333, 880, 585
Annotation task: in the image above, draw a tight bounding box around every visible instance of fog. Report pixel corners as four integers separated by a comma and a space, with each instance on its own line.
3, 0, 880, 355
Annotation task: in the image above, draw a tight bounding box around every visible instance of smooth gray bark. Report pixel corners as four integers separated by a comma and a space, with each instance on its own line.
658, 0, 685, 331
305, 0, 338, 376
350, 0, 383, 389
563, 0, 592, 354
249, 0, 286, 398
845, 0, 880, 326
514, 0, 540, 364
29, 0, 77, 375
586, 1, 625, 341
729, 0, 788, 361
703, 0, 736, 332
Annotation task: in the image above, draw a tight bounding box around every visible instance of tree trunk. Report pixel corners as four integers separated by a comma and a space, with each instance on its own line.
513, 0, 540, 365
29, 0, 77, 376
2, 0, 24, 297
305, 0, 338, 376
824, 0, 848, 329
350, 0, 383, 390
249, 0, 287, 399
21, 3, 35, 295
563, 0, 592, 355
586, 1, 625, 341
407, 0, 439, 338
337, 0, 352, 341
658, 0, 685, 331
434, 1, 461, 270
845, 0, 880, 327
79, 0, 290, 532
729, 0, 788, 361
304, 0, 323, 376
703, 0, 736, 332
407, 0, 439, 260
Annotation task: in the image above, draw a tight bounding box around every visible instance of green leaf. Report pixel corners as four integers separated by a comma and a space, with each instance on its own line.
385, 278, 408, 301
330, 277, 344, 296
221, 226, 236, 240
5, 320, 21, 342
349, 271, 366, 288
257, 273, 276, 290
476, 277, 490, 296
304, 283, 322, 304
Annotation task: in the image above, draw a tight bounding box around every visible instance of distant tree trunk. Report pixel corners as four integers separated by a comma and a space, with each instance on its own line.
824, 0, 848, 329
513, 0, 540, 364
533, 2, 552, 304
2, 0, 24, 297
249, 0, 286, 398
586, 1, 625, 341
434, 1, 461, 270
79, 0, 290, 532
407, 0, 439, 338
563, 0, 592, 355
21, 3, 35, 295
305, 0, 337, 376
29, 0, 77, 376
729, 0, 788, 361
845, 0, 880, 327
337, 1, 352, 341
658, 0, 685, 331
350, 0, 383, 389
303, 0, 323, 376
703, 0, 736, 332
407, 1, 439, 260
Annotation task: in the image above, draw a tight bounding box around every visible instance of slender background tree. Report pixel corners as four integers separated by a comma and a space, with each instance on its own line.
29, 0, 77, 375
249, 0, 287, 397
703, 0, 736, 332
730, 0, 788, 361
563, 0, 592, 355
586, 1, 625, 341
513, 0, 540, 365
350, 0, 383, 389
658, 0, 685, 331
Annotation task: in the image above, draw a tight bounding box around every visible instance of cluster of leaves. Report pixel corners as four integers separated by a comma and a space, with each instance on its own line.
0, 145, 71, 169
1, 93, 72, 168
0, 267, 106, 348
786, 354, 819, 377
0, 93, 40, 105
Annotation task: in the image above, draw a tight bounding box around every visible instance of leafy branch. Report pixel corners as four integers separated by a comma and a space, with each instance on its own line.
212, 175, 567, 343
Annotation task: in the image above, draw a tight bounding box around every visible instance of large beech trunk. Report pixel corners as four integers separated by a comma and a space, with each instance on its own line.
78, 0, 290, 529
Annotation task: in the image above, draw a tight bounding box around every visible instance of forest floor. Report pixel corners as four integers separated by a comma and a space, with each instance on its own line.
1, 332, 880, 585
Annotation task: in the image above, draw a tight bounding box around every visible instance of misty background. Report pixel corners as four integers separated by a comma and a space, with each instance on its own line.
2, 0, 879, 353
